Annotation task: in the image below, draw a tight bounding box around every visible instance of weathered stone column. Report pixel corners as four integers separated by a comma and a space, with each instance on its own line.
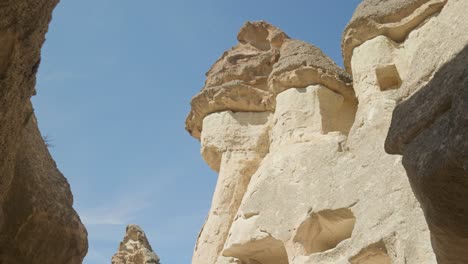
185, 22, 287, 264
223, 84, 353, 264
222, 39, 361, 264
194, 111, 270, 264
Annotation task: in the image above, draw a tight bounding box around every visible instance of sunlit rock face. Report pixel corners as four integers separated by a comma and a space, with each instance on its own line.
0, 1, 88, 263
112, 225, 160, 264
342, 0, 448, 74
186, 18, 444, 263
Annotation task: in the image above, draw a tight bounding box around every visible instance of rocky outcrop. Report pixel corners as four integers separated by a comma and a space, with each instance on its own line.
186, 21, 286, 140
382, 0, 468, 263
0, 1, 88, 263
187, 0, 467, 262
112, 225, 160, 264
341, 0, 468, 262
186, 20, 438, 264
386, 45, 468, 264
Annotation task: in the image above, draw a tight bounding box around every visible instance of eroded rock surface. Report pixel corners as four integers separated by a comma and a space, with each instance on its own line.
386, 45, 468, 264
187, 0, 467, 262
0, 1, 88, 263
112, 225, 160, 264
186, 20, 439, 264
342, 0, 447, 73
185, 21, 285, 140
384, 1, 468, 262
341, 0, 468, 262
350, 0, 468, 262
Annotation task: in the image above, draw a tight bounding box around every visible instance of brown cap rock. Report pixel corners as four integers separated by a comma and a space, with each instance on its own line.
187, 21, 354, 139
186, 81, 274, 139
269, 39, 353, 99
186, 21, 287, 139
342, 0, 447, 73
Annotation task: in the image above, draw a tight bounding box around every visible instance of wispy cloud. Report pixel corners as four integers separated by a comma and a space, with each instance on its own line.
80, 188, 153, 226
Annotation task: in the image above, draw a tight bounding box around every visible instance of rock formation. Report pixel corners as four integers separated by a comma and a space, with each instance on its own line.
0, 0, 88, 263
342, 0, 447, 74
112, 225, 160, 264
382, 0, 468, 263
187, 20, 426, 264
186, 0, 467, 263
386, 46, 468, 264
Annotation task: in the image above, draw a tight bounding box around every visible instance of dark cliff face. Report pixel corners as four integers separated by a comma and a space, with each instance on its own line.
0, 1, 88, 263
386, 45, 468, 263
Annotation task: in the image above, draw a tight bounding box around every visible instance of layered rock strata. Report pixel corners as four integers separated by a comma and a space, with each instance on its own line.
0, 1, 88, 263
186, 19, 441, 264
112, 225, 160, 264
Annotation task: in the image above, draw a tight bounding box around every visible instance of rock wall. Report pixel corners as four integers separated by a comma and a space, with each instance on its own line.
386, 45, 468, 264
112, 225, 160, 264
187, 0, 467, 263
383, 0, 468, 263
0, 1, 88, 263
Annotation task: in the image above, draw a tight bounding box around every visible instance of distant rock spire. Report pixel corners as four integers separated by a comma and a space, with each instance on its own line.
112, 225, 160, 264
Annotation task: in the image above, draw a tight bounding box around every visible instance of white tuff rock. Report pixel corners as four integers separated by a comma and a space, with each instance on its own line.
187, 0, 467, 262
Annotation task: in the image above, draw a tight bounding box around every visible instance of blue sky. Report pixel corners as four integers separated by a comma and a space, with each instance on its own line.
33, 1, 361, 263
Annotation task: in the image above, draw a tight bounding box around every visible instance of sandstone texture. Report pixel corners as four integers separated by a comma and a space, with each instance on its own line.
188, 17, 441, 263
187, 0, 467, 263
185, 21, 284, 140
0, 1, 88, 263
342, 0, 447, 73
112, 225, 160, 264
